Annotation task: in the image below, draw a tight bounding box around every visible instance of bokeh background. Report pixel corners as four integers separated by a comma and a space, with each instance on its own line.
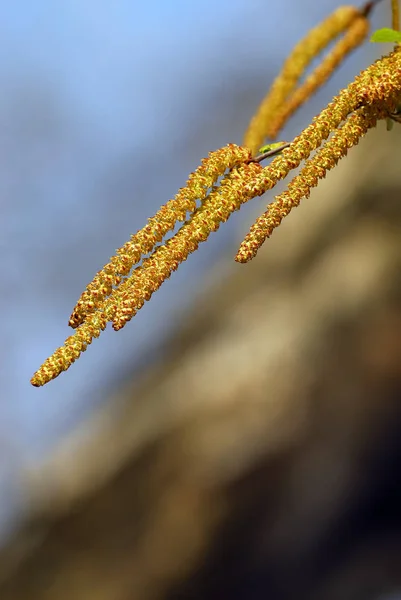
1, 0, 401, 598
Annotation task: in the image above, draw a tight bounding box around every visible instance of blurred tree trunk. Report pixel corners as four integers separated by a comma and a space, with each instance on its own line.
2, 124, 401, 600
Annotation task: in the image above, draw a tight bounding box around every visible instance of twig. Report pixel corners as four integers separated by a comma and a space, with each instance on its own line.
391, 0, 400, 31
361, 0, 387, 17
248, 142, 291, 164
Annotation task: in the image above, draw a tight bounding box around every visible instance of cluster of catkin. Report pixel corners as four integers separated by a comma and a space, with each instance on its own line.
31, 2, 401, 386
243, 5, 370, 153
31, 145, 262, 386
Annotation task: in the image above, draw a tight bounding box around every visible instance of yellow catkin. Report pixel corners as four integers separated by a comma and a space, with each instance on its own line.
31, 160, 263, 386
110, 162, 263, 331
234, 69, 368, 208
30, 312, 108, 387
68, 144, 252, 329
31, 49, 401, 386
267, 15, 369, 138
243, 5, 361, 154
235, 50, 401, 263
110, 78, 378, 329
235, 107, 380, 263
353, 49, 401, 109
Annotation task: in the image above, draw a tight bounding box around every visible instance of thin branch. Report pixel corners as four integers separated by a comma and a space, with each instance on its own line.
248, 142, 291, 164
391, 0, 400, 31
361, 0, 387, 17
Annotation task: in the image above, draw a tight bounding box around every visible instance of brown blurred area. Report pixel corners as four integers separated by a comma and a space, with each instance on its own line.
2, 124, 401, 600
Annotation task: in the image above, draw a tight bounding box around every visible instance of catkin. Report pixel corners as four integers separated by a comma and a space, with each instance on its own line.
31, 159, 262, 386
69, 144, 251, 329
243, 5, 362, 154
267, 15, 369, 138
236, 50, 401, 262
31, 15, 401, 387
110, 162, 263, 331
30, 312, 108, 387
236, 107, 380, 263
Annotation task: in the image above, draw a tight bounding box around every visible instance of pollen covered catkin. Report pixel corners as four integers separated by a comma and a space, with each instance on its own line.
110, 161, 263, 331
69, 144, 252, 329
31, 5, 401, 387
236, 107, 380, 263
267, 15, 369, 138
243, 5, 363, 154
236, 50, 401, 263
31, 160, 262, 386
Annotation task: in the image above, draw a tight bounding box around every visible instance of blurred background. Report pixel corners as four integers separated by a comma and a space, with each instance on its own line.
1, 0, 401, 598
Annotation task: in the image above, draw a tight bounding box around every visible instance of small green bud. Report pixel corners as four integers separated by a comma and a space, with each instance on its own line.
258, 142, 287, 154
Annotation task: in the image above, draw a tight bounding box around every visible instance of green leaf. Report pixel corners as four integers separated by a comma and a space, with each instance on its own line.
370, 28, 401, 43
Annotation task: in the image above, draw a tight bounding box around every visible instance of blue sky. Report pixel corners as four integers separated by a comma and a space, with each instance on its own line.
0, 0, 385, 540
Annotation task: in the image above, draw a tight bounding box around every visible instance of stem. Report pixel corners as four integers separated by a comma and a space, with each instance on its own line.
248, 142, 291, 164
392, 0, 400, 31
361, 0, 387, 16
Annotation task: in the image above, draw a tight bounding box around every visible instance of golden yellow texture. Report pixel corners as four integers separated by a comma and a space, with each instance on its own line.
31, 159, 261, 386
235, 50, 401, 263
267, 15, 369, 138
31, 12, 401, 387
243, 5, 362, 154
30, 312, 108, 387
111, 161, 263, 331
69, 144, 252, 329
236, 107, 379, 263
353, 49, 401, 109
234, 70, 370, 207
